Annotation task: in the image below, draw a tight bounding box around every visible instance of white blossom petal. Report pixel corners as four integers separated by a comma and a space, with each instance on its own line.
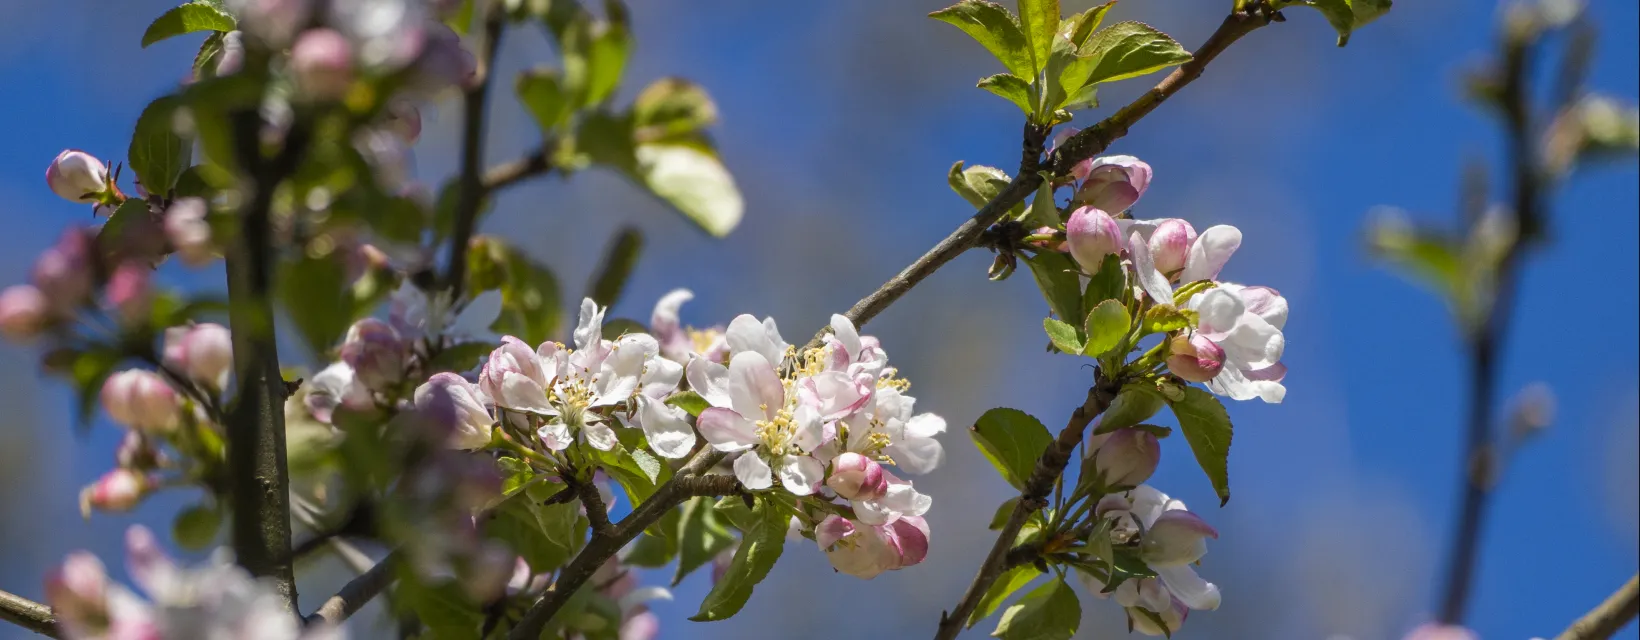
1180, 225, 1241, 283
777, 455, 823, 495
733, 453, 773, 490
696, 407, 757, 451
686, 357, 732, 408
1129, 230, 1174, 304
1155, 564, 1221, 610
636, 396, 697, 459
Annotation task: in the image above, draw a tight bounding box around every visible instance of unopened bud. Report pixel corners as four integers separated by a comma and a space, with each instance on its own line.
0, 285, 51, 341
105, 263, 152, 323
341, 318, 405, 391
46, 150, 108, 204
164, 197, 214, 266
1149, 219, 1197, 276
1075, 155, 1152, 213
291, 28, 355, 100
1091, 428, 1160, 487
1065, 206, 1121, 274
164, 323, 233, 389
1166, 334, 1225, 383
32, 228, 95, 310
79, 469, 150, 516
826, 452, 888, 501
100, 370, 180, 432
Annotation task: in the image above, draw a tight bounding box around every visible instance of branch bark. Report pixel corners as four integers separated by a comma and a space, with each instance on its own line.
0, 590, 58, 638
303, 552, 401, 627
934, 382, 1117, 640
480, 146, 553, 195
444, 6, 507, 300
224, 111, 309, 610
1555, 575, 1640, 640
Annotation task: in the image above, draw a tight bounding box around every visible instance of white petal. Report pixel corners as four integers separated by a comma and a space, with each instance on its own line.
1206, 365, 1286, 404
777, 455, 823, 496
1126, 485, 1171, 527
760, 317, 790, 363
1180, 225, 1241, 283
789, 404, 823, 452
904, 413, 945, 439
733, 453, 773, 490
573, 298, 605, 351
829, 314, 862, 361
640, 357, 684, 398
537, 421, 572, 451
879, 483, 931, 517
1155, 564, 1221, 610
449, 290, 502, 337
582, 421, 618, 451
686, 357, 732, 408
725, 314, 775, 362
499, 373, 553, 413
650, 289, 693, 336
887, 437, 945, 475
1129, 230, 1174, 303
696, 408, 757, 451
1219, 312, 1284, 369
1193, 288, 1245, 334
727, 351, 782, 421
637, 397, 697, 459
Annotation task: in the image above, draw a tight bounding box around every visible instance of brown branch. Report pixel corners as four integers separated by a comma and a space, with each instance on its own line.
934, 382, 1118, 639
303, 552, 401, 627
444, 6, 507, 300
800, 6, 1272, 352
480, 146, 553, 195
0, 590, 59, 638
507, 450, 727, 639
570, 476, 614, 537
1554, 575, 1640, 640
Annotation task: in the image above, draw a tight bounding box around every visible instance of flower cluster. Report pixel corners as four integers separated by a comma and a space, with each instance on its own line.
46, 526, 341, 640
1080, 484, 1221, 636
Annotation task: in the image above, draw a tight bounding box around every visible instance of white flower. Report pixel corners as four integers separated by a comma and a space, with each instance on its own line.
1186, 284, 1287, 404
389, 282, 501, 343
1125, 223, 1242, 304
694, 351, 824, 495
852, 471, 931, 526
413, 372, 494, 449
1098, 485, 1221, 611
723, 313, 789, 366
305, 362, 373, 424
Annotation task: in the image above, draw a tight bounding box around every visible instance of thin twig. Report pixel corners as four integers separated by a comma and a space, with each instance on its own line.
570, 476, 614, 536
934, 382, 1117, 640
0, 590, 59, 638
1436, 30, 1542, 626
1554, 574, 1640, 640
303, 552, 401, 627
800, 5, 1272, 353
444, 5, 507, 300
480, 146, 553, 195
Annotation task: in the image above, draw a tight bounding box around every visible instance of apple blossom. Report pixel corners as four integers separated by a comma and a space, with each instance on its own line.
1065, 206, 1122, 274
226, 0, 310, 46
163, 197, 214, 266
826, 451, 887, 501
291, 28, 355, 99
853, 471, 932, 526
695, 351, 825, 494
1187, 284, 1287, 403
105, 263, 151, 323
215, 30, 245, 75
651, 288, 728, 364
101, 370, 180, 433
115, 432, 164, 471
304, 361, 374, 424
815, 515, 930, 579
389, 281, 501, 342
1087, 427, 1161, 487
1148, 218, 1197, 275
1099, 485, 1222, 612
340, 318, 406, 391
163, 323, 234, 390
1403, 623, 1480, 640
32, 228, 94, 311
0, 284, 51, 340
79, 469, 150, 515
46, 150, 108, 204
1166, 333, 1226, 383
414, 372, 495, 450
1075, 155, 1152, 214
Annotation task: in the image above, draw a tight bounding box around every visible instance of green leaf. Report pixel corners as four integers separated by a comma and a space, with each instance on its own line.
172, 503, 221, 550
988, 497, 1021, 530
1022, 174, 1059, 228
142, 2, 236, 48
581, 1, 630, 105
1023, 250, 1083, 323
1016, 0, 1061, 77
1140, 304, 1195, 335
626, 532, 677, 568
948, 162, 1014, 209
396, 576, 484, 638
1043, 33, 1098, 115
1082, 253, 1125, 309
97, 199, 156, 262
1060, 1, 1115, 47
587, 227, 642, 308
970, 565, 1042, 628
1168, 386, 1233, 505
1367, 219, 1464, 302
633, 142, 743, 237
1042, 318, 1083, 355
1286, 0, 1392, 46
497, 456, 536, 497
1082, 21, 1192, 85
1097, 382, 1166, 433
632, 78, 719, 143
490, 245, 563, 345
929, 0, 1034, 78
629, 448, 663, 484
978, 74, 1035, 115
690, 498, 788, 621
665, 390, 710, 417
1082, 299, 1129, 357
992, 578, 1081, 640
674, 496, 737, 586
712, 495, 757, 533
129, 95, 194, 196
519, 69, 573, 132
971, 408, 1053, 490
486, 482, 582, 572
279, 252, 353, 357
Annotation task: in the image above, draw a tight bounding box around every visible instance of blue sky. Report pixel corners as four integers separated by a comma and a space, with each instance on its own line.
0, 1, 1634, 638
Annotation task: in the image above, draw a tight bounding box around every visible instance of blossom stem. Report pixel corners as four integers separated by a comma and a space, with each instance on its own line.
302, 551, 401, 626
934, 381, 1118, 640
0, 589, 58, 638
443, 5, 507, 301
480, 143, 556, 195
1553, 574, 1639, 640
798, 5, 1273, 356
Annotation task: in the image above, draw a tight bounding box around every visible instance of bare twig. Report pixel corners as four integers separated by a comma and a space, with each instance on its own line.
303, 552, 401, 627
1554, 575, 1640, 640
934, 382, 1117, 640
570, 476, 615, 536
480, 146, 553, 195
444, 6, 507, 300
0, 590, 59, 638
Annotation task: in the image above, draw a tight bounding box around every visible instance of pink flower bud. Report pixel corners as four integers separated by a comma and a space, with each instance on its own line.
105, 263, 152, 323
233, 0, 311, 46
100, 370, 180, 432
46, 150, 108, 203
1076, 155, 1152, 213
341, 318, 405, 391
1149, 219, 1197, 276
414, 372, 494, 450
884, 516, 931, 568
1167, 334, 1225, 383
1065, 206, 1122, 274
80, 469, 150, 515
480, 336, 550, 410
0, 284, 51, 341
164, 197, 214, 266
32, 228, 95, 310
1139, 510, 1218, 566
826, 452, 888, 501
45, 552, 110, 635
291, 28, 355, 100
1090, 428, 1160, 487
164, 323, 234, 389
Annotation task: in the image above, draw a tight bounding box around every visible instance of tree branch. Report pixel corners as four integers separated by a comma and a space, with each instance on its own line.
224, 111, 309, 611
507, 450, 727, 639
0, 590, 58, 638
934, 382, 1118, 640
801, 5, 1273, 352
480, 146, 553, 195
1555, 575, 1640, 640
444, 5, 507, 300
303, 552, 401, 627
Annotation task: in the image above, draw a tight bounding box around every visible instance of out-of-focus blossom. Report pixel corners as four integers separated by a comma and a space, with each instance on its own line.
32, 228, 95, 312
101, 370, 180, 433
304, 361, 374, 424
105, 263, 151, 323
164, 197, 214, 266
290, 28, 354, 99
1402, 623, 1480, 640
79, 469, 150, 516
340, 318, 405, 391
413, 372, 494, 450
164, 323, 234, 390
0, 284, 51, 340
